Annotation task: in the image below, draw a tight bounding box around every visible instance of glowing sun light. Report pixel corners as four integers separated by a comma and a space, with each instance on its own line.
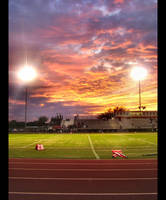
130, 67, 147, 81
17, 65, 37, 82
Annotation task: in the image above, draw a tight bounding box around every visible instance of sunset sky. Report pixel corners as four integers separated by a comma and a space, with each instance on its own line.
9, 0, 157, 121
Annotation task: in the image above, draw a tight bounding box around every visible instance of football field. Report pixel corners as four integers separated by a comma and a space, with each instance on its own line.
8, 132, 157, 159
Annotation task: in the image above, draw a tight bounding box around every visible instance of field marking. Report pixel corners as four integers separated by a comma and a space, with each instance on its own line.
9, 191, 157, 196
9, 167, 157, 171
88, 135, 100, 159
21, 140, 43, 148
9, 177, 157, 180
136, 138, 156, 145
20, 138, 54, 149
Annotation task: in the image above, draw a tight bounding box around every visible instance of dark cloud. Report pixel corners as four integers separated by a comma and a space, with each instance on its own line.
9, 0, 157, 120
90, 61, 110, 73
9, 98, 103, 121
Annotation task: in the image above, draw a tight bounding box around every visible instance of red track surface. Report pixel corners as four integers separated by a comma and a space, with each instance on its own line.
9, 158, 158, 200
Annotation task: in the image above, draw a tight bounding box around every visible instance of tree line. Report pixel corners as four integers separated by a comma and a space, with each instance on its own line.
9, 114, 63, 129
97, 106, 128, 120
9, 106, 128, 129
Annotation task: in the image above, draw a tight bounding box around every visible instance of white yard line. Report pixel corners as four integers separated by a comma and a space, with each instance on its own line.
9, 192, 157, 196
9, 177, 157, 180
20, 138, 52, 148
87, 135, 100, 159
21, 140, 43, 148
137, 138, 156, 145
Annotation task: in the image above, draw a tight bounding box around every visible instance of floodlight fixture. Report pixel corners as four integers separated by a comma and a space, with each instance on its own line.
17, 65, 37, 128
130, 66, 147, 81
17, 65, 37, 83
130, 66, 147, 113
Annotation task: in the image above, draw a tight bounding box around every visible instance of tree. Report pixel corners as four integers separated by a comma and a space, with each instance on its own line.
9, 120, 17, 128
113, 106, 127, 114
97, 106, 128, 120
9, 120, 25, 128
50, 114, 63, 125
97, 108, 114, 120
37, 116, 48, 126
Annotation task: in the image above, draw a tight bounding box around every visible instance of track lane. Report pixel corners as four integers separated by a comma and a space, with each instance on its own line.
9, 169, 157, 178
8, 159, 158, 200
9, 192, 157, 200
9, 158, 157, 163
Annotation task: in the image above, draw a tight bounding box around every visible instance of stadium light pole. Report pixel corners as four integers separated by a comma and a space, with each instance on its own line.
130, 67, 147, 114
17, 65, 37, 128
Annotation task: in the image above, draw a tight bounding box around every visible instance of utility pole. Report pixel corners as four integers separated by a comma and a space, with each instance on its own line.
139, 80, 141, 114
25, 87, 28, 128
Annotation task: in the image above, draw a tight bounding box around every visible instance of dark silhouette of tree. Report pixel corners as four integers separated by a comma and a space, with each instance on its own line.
50, 114, 63, 125
27, 121, 39, 126
97, 108, 114, 120
9, 120, 25, 128
97, 106, 128, 120
9, 120, 17, 128
37, 116, 48, 126
113, 106, 128, 114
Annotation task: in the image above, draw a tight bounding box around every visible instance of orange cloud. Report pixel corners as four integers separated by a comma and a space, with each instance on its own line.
9, 0, 157, 120
114, 0, 124, 4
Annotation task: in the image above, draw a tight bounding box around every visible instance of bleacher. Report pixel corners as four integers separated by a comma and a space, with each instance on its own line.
77, 119, 111, 130
77, 118, 121, 130
118, 118, 133, 129
75, 111, 157, 131
130, 118, 157, 129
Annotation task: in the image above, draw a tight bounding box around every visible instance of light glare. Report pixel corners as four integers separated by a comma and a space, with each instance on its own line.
130, 67, 147, 81
17, 66, 37, 82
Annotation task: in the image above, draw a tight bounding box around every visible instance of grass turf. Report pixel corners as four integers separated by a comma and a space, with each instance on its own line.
8, 132, 158, 159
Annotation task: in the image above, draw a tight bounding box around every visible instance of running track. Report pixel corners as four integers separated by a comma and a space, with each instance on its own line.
9, 158, 158, 200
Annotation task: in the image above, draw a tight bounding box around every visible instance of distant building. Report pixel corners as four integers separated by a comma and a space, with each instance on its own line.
61, 118, 75, 128
74, 111, 157, 132
114, 111, 157, 119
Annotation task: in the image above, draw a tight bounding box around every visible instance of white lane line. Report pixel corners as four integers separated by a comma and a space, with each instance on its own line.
8, 161, 157, 165
88, 135, 100, 159
9, 167, 157, 171
9, 177, 157, 180
8, 192, 157, 196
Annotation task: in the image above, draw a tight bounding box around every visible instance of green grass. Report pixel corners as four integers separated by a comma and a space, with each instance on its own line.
8, 132, 158, 159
